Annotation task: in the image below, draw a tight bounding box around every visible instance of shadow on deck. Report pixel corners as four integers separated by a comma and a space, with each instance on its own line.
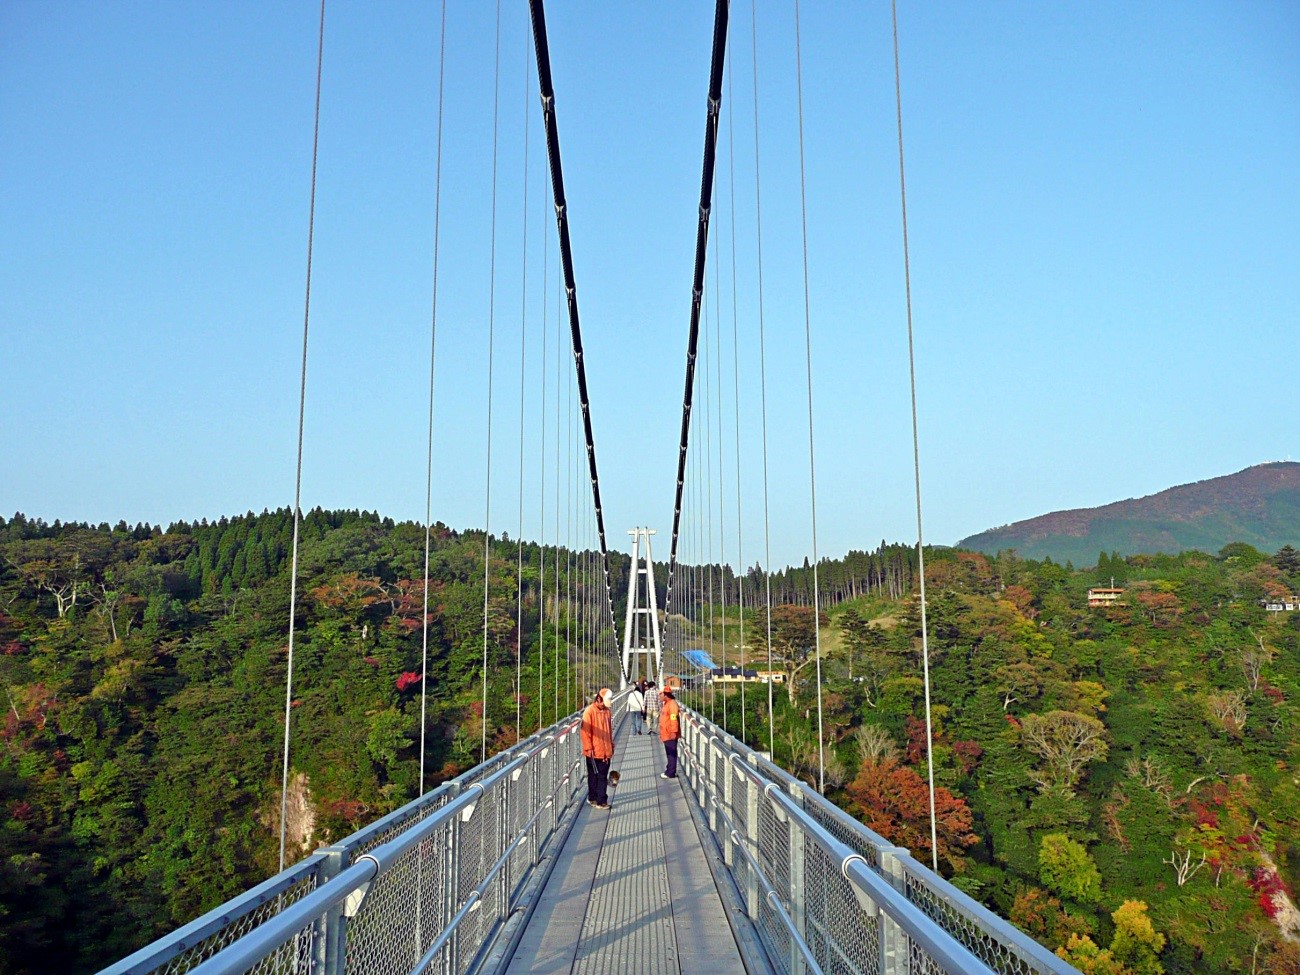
503, 721, 763, 975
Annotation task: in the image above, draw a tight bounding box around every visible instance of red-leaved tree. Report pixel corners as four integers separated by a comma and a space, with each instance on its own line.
395, 672, 422, 693
844, 757, 979, 872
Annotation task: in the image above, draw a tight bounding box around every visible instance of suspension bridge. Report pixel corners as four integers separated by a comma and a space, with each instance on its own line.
95, 2, 1082, 974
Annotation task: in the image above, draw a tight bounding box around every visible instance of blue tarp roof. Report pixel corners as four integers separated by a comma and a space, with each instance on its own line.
681, 649, 717, 670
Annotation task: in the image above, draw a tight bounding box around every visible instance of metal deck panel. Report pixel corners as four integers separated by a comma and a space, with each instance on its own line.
501, 778, 611, 975
658, 763, 750, 975
502, 721, 751, 975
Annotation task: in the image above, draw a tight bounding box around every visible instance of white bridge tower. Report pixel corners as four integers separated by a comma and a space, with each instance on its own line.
620, 527, 663, 689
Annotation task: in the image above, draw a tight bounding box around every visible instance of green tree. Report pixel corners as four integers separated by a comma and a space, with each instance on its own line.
1109, 901, 1166, 975
1038, 833, 1102, 903
1058, 901, 1165, 975
762, 603, 827, 703
1019, 710, 1108, 794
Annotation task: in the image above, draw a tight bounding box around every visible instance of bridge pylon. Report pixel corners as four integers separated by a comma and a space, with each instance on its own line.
620, 527, 663, 689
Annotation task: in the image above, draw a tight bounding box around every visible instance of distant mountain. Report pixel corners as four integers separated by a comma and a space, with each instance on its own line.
958, 462, 1300, 565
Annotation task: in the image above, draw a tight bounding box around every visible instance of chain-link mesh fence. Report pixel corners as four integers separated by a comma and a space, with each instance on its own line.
98, 857, 328, 975
98, 699, 611, 975
680, 709, 1081, 975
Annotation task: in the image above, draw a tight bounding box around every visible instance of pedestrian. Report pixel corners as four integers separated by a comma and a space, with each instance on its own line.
658, 684, 681, 779
581, 687, 615, 809
644, 679, 660, 736
627, 681, 646, 734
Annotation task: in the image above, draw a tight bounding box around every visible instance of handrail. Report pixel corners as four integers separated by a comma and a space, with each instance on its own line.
187, 860, 377, 975
98, 686, 648, 975
97, 704, 596, 975
766, 782, 995, 975
680, 708, 1082, 975
708, 793, 826, 975
891, 852, 1079, 975
702, 717, 1076, 975
687, 715, 996, 975
186, 749, 536, 975
97, 854, 328, 975
701, 717, 896, 856
403, 754, 584, 975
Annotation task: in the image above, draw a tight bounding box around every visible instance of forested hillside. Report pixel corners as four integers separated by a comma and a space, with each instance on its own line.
0, 509, 623, 973
0, 508, 917, 973
748, 544, 1300, 975
3, 510, 1299, 974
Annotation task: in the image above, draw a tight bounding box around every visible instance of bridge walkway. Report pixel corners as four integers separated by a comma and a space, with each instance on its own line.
504, 719, 759, 975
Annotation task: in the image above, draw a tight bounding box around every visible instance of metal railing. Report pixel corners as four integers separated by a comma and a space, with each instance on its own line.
100, 692, 630, 975
679, 709, 1081, 975
100, 690, 1077, 975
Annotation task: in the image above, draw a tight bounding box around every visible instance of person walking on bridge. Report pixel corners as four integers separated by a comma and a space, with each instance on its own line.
581, 688, 615, 809
644, 680, 660, 735
658, 685, 681, 779
627, 681, 646, 733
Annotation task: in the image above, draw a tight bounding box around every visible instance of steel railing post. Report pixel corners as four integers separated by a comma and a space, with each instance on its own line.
702, 727, 712, 808
744, 755, 760, 918
700, 727, 712, 814
497, 771, 508, 930
443, 782, 461, 975
704, 731, 714, 813
544, 741, 556, 850
531, 752, 542, 871
877, 847, 910, 975
720, 742, 734, 868
316, 846, 346, 975
787, 784, 807, 975
689, 723, 700, 801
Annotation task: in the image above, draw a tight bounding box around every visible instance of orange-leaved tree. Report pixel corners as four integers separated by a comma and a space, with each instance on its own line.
843, 756, 978, 872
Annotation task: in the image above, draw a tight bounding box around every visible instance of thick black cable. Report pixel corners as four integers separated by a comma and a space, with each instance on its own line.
527, 0, 619, 666
664, 0, 730, 619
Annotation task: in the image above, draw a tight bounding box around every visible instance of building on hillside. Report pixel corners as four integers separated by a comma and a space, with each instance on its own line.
1087, 587, 1125, 608
1260, 596, 1300, 612
707, 667, 785, 684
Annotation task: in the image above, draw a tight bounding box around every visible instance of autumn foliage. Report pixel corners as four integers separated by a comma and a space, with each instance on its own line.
394, 671, 422, 693
843, 757, 978, 872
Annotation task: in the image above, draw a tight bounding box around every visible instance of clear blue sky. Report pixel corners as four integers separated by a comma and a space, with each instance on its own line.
2, 2, 1297, 569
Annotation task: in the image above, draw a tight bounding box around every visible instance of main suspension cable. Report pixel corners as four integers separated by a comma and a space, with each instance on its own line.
665, 0, 731, 621
279, 0, 326, 873
527, 0, 619, 659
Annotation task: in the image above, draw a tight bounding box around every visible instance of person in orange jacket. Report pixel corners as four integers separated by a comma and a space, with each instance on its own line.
581, 687, 615, 808
658, 685, 681, 779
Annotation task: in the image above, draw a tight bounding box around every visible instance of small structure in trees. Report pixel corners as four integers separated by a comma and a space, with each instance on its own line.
1087, 587, 1125, 608
1259, 595, 1300, 612
706, 667, 784, 684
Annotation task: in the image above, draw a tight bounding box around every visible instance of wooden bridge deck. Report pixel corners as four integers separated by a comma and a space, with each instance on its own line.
503, 720, 762, 975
